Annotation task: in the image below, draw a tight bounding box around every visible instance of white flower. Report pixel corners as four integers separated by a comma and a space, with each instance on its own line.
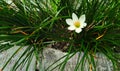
66, 13, 87, 33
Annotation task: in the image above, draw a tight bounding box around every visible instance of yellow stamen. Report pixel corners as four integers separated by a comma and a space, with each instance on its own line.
74, 21, 80, 28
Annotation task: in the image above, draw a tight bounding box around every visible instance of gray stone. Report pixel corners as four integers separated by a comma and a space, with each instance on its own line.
0, 46, 114, 71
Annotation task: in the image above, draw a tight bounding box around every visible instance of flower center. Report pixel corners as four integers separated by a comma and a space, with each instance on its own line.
74, 21, 80, 28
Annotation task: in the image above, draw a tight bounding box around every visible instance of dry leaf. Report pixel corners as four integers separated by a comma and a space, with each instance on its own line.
0, 68, 2, 71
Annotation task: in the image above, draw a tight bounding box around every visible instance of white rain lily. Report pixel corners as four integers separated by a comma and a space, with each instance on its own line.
66, 13, 87, 33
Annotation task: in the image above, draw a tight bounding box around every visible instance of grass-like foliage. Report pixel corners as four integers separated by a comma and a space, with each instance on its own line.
0, 0, 120, 71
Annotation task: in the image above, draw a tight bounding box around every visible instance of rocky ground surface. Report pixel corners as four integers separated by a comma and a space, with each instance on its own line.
0, 46, 119, 71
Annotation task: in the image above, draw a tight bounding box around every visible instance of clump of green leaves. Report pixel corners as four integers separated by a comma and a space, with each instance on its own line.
0, 0, 120, 71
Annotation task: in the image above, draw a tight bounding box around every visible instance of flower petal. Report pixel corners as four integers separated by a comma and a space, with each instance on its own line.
72, 13, 78, 21
83, 23, 87, 27
75, 28, 82, 33
79, 14, 85, 23
68, 26, 75, 30
80, 22, 87, 28
66, 19, 73, 25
